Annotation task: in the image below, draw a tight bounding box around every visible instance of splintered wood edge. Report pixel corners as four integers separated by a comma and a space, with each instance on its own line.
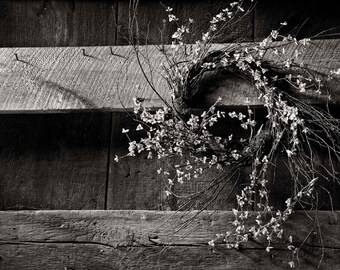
0, 40, 339, 113
0, 210, 339, 269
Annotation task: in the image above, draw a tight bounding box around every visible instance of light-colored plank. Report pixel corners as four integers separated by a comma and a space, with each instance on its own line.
0, 210, 339, 269
0, 40, 339, 112
0, 210, 339, 247
0, 45, 167, 112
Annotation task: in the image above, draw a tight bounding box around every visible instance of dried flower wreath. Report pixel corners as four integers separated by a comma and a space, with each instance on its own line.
116, 0, 340, 267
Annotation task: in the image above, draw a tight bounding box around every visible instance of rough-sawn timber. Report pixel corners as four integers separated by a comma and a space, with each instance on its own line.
0, 39, 339, 112
0, 210, 339, 269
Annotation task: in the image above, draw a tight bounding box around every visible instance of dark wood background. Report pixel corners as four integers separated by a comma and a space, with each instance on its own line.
0, 0, 339, 211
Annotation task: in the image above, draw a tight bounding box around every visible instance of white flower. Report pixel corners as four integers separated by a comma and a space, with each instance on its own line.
330, 68, 340, 76
266, 246, 273, 252
136, 124, 143, 131
286, 149, 293, 157
168, 14, 178, 22
122, 128, 129, 134
288, 235, 293, 243
288, 261, 295, 268
165, 6, 173, 12
114, 155, 119, 163
270, 30, 279, 39
202, 32, 210, 42
208, 240, 215, 247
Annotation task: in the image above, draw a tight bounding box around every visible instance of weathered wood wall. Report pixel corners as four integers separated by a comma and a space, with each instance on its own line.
0, 0, 340, 269
0, 0, 339, 222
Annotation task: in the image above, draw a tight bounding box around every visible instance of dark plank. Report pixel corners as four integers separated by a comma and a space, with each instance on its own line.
254, 0, 340, 41
266, 152, 340, 211
0, 113, 110, 210
116, 0, 254, 45
175, 0, 254, 43
0, 0, 117, 47
0, 210, 339, 269
0, 0, 74, 47
108, 113, 164, 210
71, 0, 117, 46
108, 105, 340, 212
0, 40, 338, 112
116, 0, 176, 45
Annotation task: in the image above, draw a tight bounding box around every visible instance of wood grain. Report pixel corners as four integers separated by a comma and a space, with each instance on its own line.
0, 210, 339, 269
0, 113, 110, 210
0, 0, 118, 47
71, 0, 117, 46
0, 40, 338, 112
1, 243, 340, 270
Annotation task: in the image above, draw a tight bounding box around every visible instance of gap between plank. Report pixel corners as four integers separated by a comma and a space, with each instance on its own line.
104, 112, 114, 210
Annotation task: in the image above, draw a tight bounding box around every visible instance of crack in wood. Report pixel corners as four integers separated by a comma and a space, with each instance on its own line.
1, 240, 340, 251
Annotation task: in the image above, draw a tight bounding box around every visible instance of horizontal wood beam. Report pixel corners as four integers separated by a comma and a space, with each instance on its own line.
0, 40, 339, 113
0, 210, 339, 269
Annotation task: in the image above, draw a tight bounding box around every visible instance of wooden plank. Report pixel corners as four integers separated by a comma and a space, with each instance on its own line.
0, 113, 110, 210
2, 210, 337, 248
116, 0, 177, 45
0, 0, 74, 47
108, 108, 340, 212
116, 0, 254, 45
175, 0, 254, 43
108, 113, 164, 210
262, 39, 340, 104
254, 0, 340, 41
71, 0, 117, 46
0, 45, 167, 112
0, 210, 339, 269
0, 40, 339, 112
0, 0, 118, 47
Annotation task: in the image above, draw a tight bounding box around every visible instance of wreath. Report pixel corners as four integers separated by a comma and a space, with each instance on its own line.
116, 1, 340, 267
